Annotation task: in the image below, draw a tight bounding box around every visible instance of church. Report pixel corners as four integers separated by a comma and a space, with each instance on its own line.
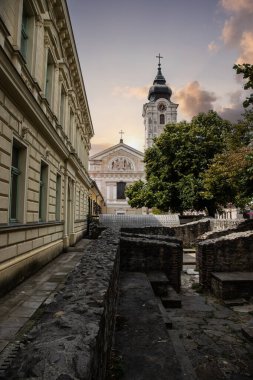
89, 56, 178, 214
89, 135, 145, 214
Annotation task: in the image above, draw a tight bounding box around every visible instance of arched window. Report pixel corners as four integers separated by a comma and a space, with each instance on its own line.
160, 114, 165, 124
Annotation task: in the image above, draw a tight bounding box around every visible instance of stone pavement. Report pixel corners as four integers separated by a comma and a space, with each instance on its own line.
0, 239, 91, 359
167, 271, 253, 379
113, 272, 184, 380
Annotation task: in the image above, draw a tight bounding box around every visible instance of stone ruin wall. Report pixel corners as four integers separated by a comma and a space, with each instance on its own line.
6, 229, 120, 380
5, 218, 252, 378
120, 233, 183, 292
198, 230, 253, 290
121, 218, 211, 248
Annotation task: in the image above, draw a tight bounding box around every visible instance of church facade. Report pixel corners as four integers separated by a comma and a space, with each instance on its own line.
89, 139, 145, 214
143, 56, 178, 149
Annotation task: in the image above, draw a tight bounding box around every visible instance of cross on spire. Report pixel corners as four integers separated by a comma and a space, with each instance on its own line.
156, 53, 163, 67
119, 130, 124, 143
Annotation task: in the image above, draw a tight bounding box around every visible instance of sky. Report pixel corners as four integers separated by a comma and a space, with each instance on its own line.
67, 0, 253, 155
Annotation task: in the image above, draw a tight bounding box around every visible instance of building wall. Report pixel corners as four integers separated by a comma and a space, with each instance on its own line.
0, 0, 94, 294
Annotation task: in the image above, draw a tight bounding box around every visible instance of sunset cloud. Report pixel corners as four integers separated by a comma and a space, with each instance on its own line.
217, 90, 244, 122
208, 41, 220, 53
221, 0, 253, 13
237, 31, 253, 63
220, 0, 253, 63
112, 85, 149, 100
174, 81, 217, 118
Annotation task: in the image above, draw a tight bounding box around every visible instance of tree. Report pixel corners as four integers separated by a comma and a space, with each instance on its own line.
233, 64, 253, 108
126, 111, 235, 216
200, 64, 253, 210
201, 146, 253, 210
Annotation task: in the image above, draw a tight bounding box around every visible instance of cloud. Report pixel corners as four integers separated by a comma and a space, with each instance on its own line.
174, 81, 217, 118
219, 0, 253, 63
112, 85, 149, 100
208, 41, 220, 53
216, 89, 244, 122
237, 31, 253, 63
218, 106, 244, 122
221, 0, 253, 13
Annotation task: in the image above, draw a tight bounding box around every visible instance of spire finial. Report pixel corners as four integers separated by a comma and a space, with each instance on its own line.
119, 130, 124, 143
156, 53, 163, 68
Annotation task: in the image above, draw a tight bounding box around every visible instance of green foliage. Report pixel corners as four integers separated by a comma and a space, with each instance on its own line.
201, 146, 253, 209
233, 63, 253, 108
127, 111, 237, 215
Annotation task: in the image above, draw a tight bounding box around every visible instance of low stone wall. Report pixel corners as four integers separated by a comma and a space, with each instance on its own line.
198, 230, 253, 290
173, 219, 211, 247
120, 235, 182, 292
211, 218, 245, 231
7, 229, 120, 380
121, 226, 175, 236
121, 218, 211, 248
196, 219, 253, 270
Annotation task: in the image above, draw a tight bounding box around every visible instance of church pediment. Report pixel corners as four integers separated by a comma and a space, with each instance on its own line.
90, 142, 144, 160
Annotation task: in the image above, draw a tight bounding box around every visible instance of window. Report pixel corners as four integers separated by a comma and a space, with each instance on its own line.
10, 146, 21, 221
69, 109, 74, 143
21, 8, 28, 58
10, 140, 27, 223
160, 114, 165, 124
117, 182, 126, 200
39, 161, 48, 221
56, 174, 61, 221
45, 50, 54, 104
20, 0, 34, 68
59, 86, 66, 127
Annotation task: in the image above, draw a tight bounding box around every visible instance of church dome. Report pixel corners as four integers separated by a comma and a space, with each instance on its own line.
148, 62, 172, 101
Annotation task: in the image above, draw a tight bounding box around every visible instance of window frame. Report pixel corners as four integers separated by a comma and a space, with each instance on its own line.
39, 160, 49, 222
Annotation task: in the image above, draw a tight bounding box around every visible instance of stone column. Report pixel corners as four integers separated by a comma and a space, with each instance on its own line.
69, 180, 76, 246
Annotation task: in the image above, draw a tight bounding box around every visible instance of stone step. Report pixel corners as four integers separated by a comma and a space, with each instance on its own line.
147, 271, 169, 284
156, 297, 173, 329
183, 248, 196, 253
161, 286, 182, 309
183, 254, 196, 265
211, 272, 253, 300
147, 271, 170, 297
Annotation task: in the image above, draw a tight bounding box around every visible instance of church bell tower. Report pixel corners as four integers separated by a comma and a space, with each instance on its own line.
143, 54, 178, 149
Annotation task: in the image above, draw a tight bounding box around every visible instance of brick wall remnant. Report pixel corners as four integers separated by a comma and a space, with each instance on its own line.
198, 230, 253, 290
196, 219, 253, 270
120, 235, 183, 292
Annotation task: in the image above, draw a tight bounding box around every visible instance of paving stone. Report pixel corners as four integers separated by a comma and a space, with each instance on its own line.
0, 341, 8, 352
242, 325, 253, 341
232, 304, 253, 313
224, 298, 248, 307
186, 269, 199, 275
